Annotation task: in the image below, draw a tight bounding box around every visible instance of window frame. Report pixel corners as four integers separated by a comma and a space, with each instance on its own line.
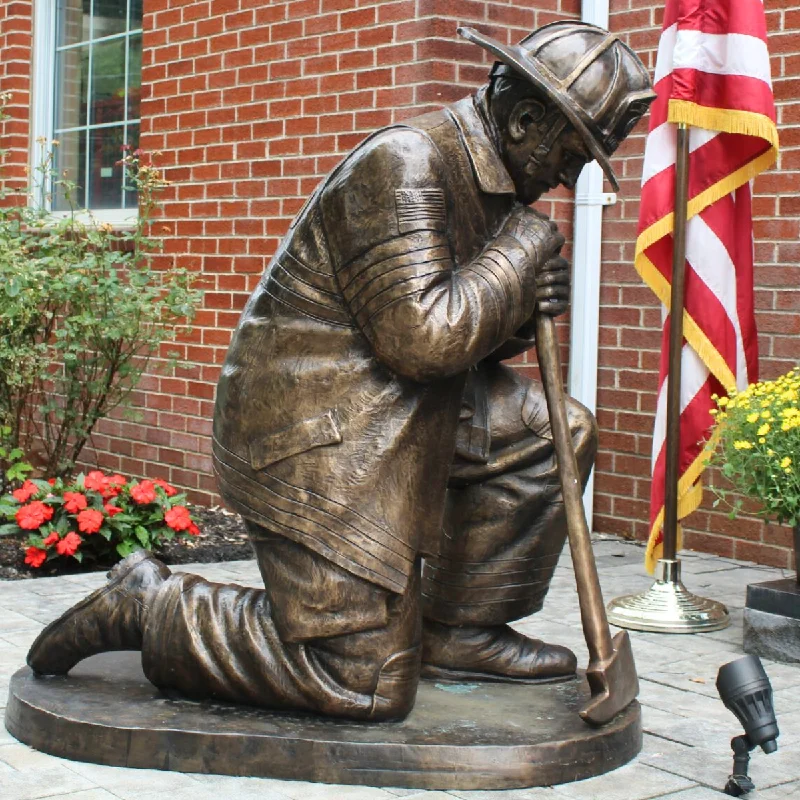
31, 0, 142, 227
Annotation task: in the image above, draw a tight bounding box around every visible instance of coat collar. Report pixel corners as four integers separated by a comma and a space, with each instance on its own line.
447, 94, 516, 196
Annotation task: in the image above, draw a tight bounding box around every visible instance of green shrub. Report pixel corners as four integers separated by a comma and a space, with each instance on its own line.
0, 94, 201, 485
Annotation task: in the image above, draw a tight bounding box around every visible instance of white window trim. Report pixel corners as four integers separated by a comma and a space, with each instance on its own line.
31, 0, 139, 229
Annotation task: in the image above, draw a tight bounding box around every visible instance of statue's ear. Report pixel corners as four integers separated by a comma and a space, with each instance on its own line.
508, 98, 547, 143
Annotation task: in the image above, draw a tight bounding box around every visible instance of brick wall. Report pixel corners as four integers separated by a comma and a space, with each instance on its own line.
2, 0, 799, 568
0, 0, 32, 200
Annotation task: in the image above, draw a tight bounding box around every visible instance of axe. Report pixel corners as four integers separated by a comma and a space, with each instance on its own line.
535, 312, 639, 726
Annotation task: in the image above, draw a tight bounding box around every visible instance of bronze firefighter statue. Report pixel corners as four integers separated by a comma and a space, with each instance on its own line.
26, 22, 655, 722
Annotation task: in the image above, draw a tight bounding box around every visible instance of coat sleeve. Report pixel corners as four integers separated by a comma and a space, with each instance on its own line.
485, 316, 538, 362
319, 128, 541, 383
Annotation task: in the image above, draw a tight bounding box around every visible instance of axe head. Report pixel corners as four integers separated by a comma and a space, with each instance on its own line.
580, 630, 639, 726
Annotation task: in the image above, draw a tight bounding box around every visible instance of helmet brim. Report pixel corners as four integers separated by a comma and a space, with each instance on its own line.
458, 26, 619, 191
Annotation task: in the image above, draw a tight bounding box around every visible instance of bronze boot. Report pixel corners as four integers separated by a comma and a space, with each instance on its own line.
27, 549, 170, 675
421, 620, 577, 684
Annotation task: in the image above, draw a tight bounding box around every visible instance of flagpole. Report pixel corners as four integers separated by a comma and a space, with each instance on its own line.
662, 122, 691, 562
607, 122, 730, 633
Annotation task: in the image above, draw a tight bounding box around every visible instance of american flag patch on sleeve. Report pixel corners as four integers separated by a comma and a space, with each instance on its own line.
395, 188, 446, 233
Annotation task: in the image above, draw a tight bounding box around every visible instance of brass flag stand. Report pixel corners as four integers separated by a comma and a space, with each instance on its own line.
607, 124, 730, 633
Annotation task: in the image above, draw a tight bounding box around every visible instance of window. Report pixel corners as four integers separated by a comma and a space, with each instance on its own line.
35, 0, 142, 216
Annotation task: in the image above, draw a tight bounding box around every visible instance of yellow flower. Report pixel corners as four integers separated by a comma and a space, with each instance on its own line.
781, 457, 792, 469
747, 412, 759, 423
757, 423, 770, 436
767, 449, 775, 456
733, 440, 753, 450
761, 410, 772, 419
718, 397, 729, 407
785, 467, 793, 475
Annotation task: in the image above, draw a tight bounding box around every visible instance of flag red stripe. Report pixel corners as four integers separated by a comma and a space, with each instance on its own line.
649, 74, 777, 129
646, 236, 739, 368
662, 0, 769, 40
669, 70, 777, 121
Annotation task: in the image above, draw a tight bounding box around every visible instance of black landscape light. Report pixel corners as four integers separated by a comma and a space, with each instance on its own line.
716, 655, 779, 796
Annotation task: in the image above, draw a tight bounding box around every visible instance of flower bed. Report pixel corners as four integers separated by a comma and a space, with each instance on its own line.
0, 470, 200, 570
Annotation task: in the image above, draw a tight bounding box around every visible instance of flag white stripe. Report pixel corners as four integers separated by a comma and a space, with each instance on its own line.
651, 345, 711, 468
685, 214, 748, 385
641, 123, 718, 186
653, 23, 678, 85
672, 31, 773, 88
654, 25, 772, 89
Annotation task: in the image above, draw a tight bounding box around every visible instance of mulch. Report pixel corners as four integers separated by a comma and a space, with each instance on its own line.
0, 505, 253, 581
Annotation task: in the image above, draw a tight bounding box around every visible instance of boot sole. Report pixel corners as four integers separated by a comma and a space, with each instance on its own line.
421, 663, 578, 685
27, 549, 159, 675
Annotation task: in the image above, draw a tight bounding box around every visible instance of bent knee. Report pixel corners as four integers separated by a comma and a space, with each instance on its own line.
567, 398, 598, 472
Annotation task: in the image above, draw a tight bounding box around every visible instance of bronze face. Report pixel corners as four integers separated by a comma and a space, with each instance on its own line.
502, 106, 593, 204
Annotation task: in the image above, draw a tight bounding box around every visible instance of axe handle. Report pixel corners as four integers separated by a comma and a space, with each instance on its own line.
535, 313, 614, 666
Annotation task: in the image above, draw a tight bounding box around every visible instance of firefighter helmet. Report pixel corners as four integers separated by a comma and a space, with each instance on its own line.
459, 22, 657, 190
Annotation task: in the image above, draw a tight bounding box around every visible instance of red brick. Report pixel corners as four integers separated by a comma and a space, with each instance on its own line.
304, 13, 337, 35
733, 541, 791, 570
340, 7, 376, 29
378, 0, 415, 23
338, 90, 375, 111
272, 20, 303, 41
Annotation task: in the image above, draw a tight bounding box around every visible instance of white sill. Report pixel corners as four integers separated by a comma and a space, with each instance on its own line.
46, 207, 139, 230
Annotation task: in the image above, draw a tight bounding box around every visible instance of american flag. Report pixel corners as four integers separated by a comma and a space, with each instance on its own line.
636, 0, 779, 572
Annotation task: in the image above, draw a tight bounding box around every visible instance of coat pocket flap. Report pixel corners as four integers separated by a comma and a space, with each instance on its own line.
249, 410, 342, 471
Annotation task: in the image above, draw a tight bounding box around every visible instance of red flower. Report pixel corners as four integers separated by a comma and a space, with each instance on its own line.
164, 505, 192, 531
131, 480, 156, 504
104, 503, 122, 517
12, 480, 39, 503
76, 508, 104, 535
42, 532, 60, 547
63, 491, 88, 514
83, 470, 108, 492
187, 521, 200, 536
103, 473, 127, 499
47, 478, 56, 486
153, 478, 177, 497
56, 531, 81, 556
16, 501, 54, 530
24, 547, 47, 568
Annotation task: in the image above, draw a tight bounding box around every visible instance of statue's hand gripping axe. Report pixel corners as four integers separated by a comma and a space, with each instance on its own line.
535, 313, 639, 725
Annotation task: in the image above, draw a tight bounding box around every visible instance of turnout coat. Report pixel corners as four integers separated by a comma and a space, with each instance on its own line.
212, 94, 545, 595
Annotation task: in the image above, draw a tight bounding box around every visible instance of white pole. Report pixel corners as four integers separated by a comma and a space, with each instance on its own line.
568, 0, 614, 532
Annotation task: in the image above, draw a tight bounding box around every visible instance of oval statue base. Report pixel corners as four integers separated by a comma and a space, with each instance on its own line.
5, 652, 641, 789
